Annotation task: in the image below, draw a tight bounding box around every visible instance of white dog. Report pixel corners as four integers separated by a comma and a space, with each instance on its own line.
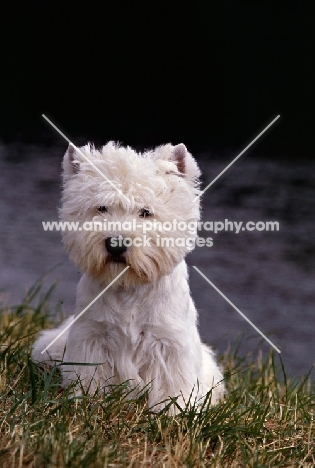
32, 142, 224, 411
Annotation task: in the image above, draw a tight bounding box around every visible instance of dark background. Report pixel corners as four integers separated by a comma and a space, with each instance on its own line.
1, 1, 313, 157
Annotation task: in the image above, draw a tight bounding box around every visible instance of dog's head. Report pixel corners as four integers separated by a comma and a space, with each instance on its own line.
60, 142, 201, 287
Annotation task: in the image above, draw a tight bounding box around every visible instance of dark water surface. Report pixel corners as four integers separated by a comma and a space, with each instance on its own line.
0, 142, 314, 376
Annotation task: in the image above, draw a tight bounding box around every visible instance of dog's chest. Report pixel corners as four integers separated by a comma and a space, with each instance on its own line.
102, 291, 150, 344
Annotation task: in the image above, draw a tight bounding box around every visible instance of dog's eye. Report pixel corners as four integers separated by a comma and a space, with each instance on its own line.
139, 208, 152, 218
97, 206, 107, 212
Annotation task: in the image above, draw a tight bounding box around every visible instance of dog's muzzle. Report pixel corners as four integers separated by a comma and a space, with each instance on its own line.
105, 237, 128, 259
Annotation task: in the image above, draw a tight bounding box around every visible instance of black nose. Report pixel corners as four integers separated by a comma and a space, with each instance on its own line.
105, 237, 128, 255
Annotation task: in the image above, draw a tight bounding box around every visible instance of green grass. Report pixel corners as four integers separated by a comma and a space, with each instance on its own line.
0, 282, 314, 467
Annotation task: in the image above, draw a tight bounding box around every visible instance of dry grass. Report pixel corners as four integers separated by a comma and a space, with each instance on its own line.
0, 281, 314, 467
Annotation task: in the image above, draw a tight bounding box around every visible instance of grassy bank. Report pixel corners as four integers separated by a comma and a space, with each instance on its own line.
0, 284, 314, 467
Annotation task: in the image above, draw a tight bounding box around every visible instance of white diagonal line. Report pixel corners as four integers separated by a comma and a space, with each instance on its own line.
42, 114, 130, 203
41, 266, 130, 354
193, 266, 281, 353
193, 115, 280, 202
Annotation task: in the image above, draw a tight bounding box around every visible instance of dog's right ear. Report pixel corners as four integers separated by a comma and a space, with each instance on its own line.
63, 143, 80, 176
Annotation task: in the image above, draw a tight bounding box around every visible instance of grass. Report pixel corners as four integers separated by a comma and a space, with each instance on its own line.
0, 282, 314, 467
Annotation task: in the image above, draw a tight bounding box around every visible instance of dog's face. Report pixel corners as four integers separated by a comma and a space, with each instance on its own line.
60, 142, 201, 287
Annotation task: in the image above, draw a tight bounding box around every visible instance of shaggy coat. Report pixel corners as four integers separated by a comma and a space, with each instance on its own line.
32, 142, 224, 411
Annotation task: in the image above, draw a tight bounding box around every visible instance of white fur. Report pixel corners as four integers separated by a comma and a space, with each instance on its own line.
32, 142, 225, 411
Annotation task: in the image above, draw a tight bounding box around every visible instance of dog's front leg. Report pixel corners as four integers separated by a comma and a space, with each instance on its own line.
61, 319, 117, 394
139, 337, 201, 413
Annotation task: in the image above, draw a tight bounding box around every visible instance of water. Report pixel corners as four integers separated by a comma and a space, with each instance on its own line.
0, 141, 314, 376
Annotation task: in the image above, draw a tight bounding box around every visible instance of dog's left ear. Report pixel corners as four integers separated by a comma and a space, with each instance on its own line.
172, 143, 201, 183
173, 143, 187, 174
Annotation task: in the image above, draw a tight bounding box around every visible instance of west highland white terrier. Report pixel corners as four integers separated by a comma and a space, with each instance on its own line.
32, 142, 224, 411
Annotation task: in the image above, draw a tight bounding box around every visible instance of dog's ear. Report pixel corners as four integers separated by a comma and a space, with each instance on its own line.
172, 144, 201, 183
63, 143, 80, 176
173, 143, 186, 174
